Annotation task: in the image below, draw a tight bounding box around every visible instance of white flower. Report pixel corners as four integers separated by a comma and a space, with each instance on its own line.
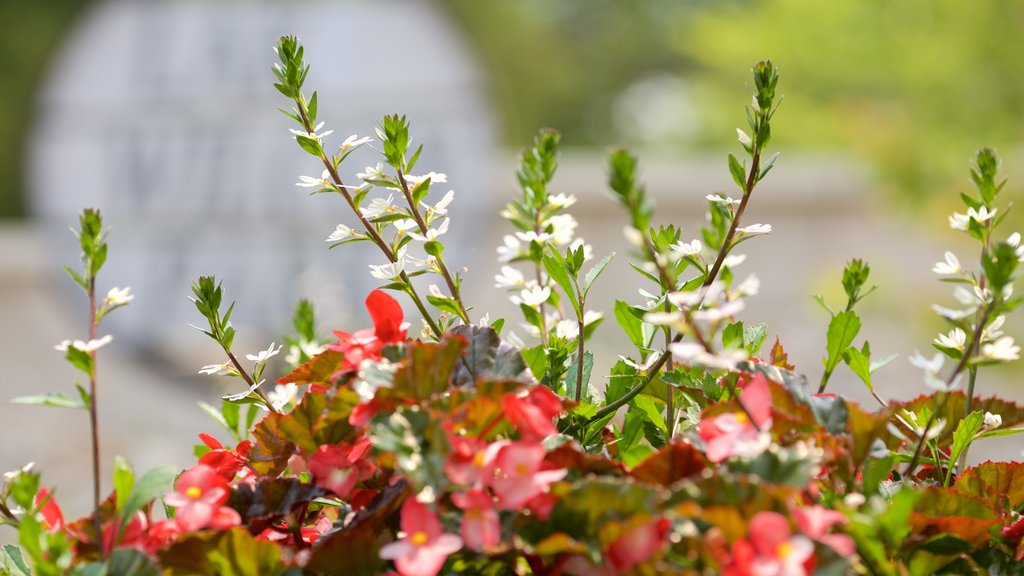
296, 169, 331, 188
706, 194, 741, 206
548, 193, 577, 209
405, 172, 447, 186
668, 290, 702, 309
497, 234, 523, 263
515, 230, 554, 245
670, 342, 746, 371
360, 194, 395, 220
290, 121, 333, 141
908, 351, 959, 391
326, 224, 361, 243
736, 128, 753, 147
105, 286, 134, 306
983, 412, 1003, 430
545, 214, 578, 246
555, 319, 579, 340
644, 311, 684, 326
55, 335, 113, 353
392, 218, 418, 234
284, 340, 326, 366
246, 342, 283, 363
1007, 232, 1024, 261
932, 304, 976, 321
340, 134, 371, 152
693, 299, 746, 322
519, 285, 551, 308
224, 379, 265, 403
568, 238, 593, 261
932, 251, 961, 275
723, 254, 747, 268
733, 275, 761, 298
409, 218, 450, 242
267, 383, 299, 411
198, 363, 236, 376
949, 206, 997, 231
671, 239, 702, 257
737, 223, 772, 236
623, 226, 645, 248
357, 162, 385, 182
423, 190, 455, 221
933, 328, 966, 351
494, 265, 525, 289
981, 336, 1020, 362
369, 250, 407, 280
619, 353, 659, 374
983, 315, 1006, 342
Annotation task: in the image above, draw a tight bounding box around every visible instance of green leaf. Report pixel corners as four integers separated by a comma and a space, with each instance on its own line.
2, 545, 30, 576
102, 548, 159, 576
10, 392, 84, 410
121, 466, 175, 527
824, 310, 861, 373
727, 153, 746, 189
63, 266, 87, 291
948, 411, 985, 470
722, 321, 744, 350
542, 251, 580, 316
742, 322, 768, 355
614, 300, 646, 349
65, 346, 93, 375
307, 91, 318, 124
159, 528, 285, 576
521, 345, 548, 382
113, 457, 135, 516
295, 134, 323, 157
197, 401, 230, 434
582, 253, 614, 297
843, 346, 874, 393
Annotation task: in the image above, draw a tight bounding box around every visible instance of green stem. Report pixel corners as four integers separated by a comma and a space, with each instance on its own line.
87, 275, 103, 558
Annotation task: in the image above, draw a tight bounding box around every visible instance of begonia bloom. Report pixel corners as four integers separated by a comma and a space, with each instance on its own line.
379, 498, 462, 576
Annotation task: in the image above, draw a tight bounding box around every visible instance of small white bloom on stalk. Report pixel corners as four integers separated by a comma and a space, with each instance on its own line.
515, 230, 554, 245
357, 163, 385, 182
982, 315, 1006, 342
980, 336, 1021, 362
901, 409, 947, 441
545, 214, 579, 246
325, 224, 362, 243
392, 218, 418, 235
285, 340, 326, 366
497, 234, 523, 263
949, 206, 997, 231
554, 311, 602, 340
706, 193, 741, 206
671, 239, 703, 258
405, 172, 447, 186
668, 290, 702, 310
225, 379, 265, 403
246, 342, 283, 363
423, 190, 455, 222
982, 411, 1003, 431
908, 351, 960, 391
619, 353, 660, 374
1007, 232, 1024, 262
105, 286, 134, 306
3, 462, 35, 482
494, 265, 525, 289
723, 254, 747, 269
55, 334, 113, 353
933, 328, 967, 351
932, 304, 977, 321
736, 128, 753, 147
339, 134, 371, 153
932, 251, 962, 276
693, 299, 746, 322
623, 226, 645, 248
290, 121, 333, 141
519, 285, 551, 308
369, 251, 408, 281
670, 341, 746, 371
409, 218, 450, 242
360, 194, 395, 220
267, 383, 299, 411
732, 275, 761, 298
198, 363, 237, 376
548, 193, 577, 209
644, 310, 685, 328
737, 223, 772, 237
296, 169, 331, 188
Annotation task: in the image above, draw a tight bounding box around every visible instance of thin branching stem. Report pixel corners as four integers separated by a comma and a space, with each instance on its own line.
87, 274, 103, 557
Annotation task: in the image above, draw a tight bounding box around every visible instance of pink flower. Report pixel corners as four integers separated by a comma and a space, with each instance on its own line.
308, 438, 376, 499
34, 488, 64, 533
699, 373, 773, 462
379, 499, 462, 576
328, 290, 408, 372
488, 441, 567, 510
443, 435, 492, 487
793, 506, 854, 556
197, 433, 251, 480
450, 489, 501, 551
144, 519, 182, 554
165, 464, 240, 532
502, 386, 563, 441
724, 511, 814, 576
606, 517, 671, 572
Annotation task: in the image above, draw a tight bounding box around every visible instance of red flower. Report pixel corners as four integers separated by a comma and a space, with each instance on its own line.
606, 517, 671, 573
724, 511, 814, 576
443, 435, 492, 487
793, 505, 854, 556
34, 488, 64, 533
699, 373, 773, 462
502, 386, 563, 441
164, 464, 240, 532
308, 438, 376, 499
144, 519, 182, 554
197, 433, 251, 480
488, 441, 567, 510
328, 290, 408, 372
379, 498, 462, 576
451, 489, 501, 551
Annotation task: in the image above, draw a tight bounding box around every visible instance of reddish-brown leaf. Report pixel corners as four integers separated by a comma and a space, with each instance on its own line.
629, 441, 706, 487
277, 349, 346, 385
955, 461, 1024, 515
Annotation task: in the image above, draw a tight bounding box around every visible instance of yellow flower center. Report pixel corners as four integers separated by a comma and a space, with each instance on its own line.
472, 452, 486, 467
515, 463, 530, 476
411, 531, 429, 546
734, 412, 749, 425
777, 540, 793, 559
185, 486, 202, 500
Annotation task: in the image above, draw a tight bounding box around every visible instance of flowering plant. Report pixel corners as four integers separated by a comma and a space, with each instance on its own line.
5, 36, 1024, 575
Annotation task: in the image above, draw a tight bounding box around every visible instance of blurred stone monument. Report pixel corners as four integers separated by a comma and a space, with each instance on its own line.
28, 0, 497, 361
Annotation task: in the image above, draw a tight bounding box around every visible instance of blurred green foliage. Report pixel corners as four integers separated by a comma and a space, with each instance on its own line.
0, 0, 90, 219
2, 1, 1022, 217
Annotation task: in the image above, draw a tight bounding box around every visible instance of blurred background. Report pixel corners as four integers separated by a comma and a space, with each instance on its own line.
3, 0, 1024, 529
